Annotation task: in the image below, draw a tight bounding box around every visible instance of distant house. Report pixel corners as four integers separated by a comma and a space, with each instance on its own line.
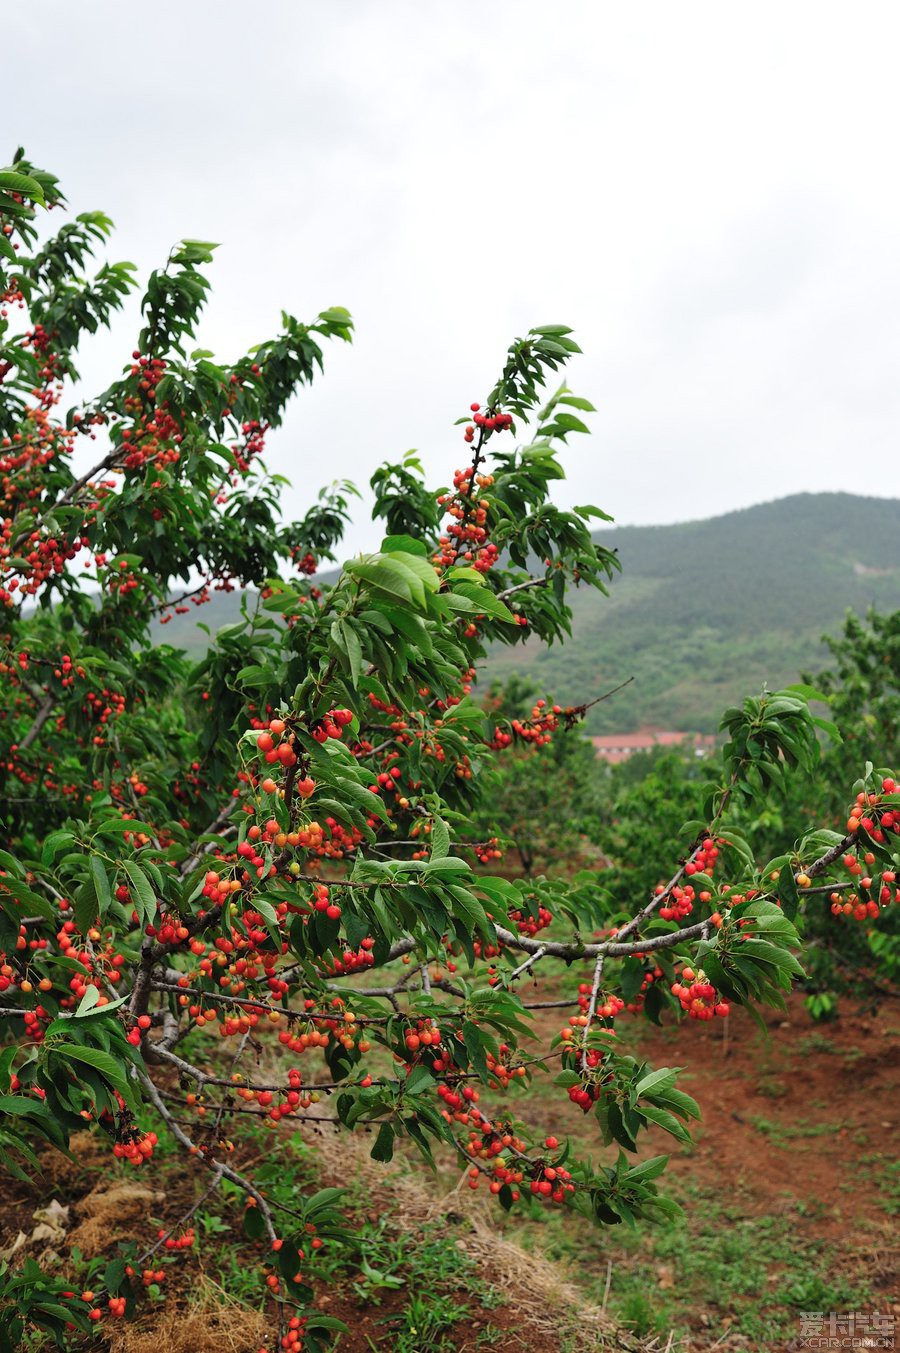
590, 727, 716, 764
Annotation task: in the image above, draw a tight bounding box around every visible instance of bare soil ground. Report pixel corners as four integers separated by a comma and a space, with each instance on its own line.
527, 989, 899, 1236
519, 989, 900, 1350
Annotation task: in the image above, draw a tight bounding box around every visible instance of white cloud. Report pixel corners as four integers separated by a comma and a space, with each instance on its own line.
6, 0, 900, 551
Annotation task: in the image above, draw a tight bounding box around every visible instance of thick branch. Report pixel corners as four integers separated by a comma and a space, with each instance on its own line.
16, 692, 57, 752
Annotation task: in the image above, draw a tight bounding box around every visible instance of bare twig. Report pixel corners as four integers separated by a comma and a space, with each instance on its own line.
506, 945, 547, 983
580, 950, 606, 1072
496, 577, 549, 602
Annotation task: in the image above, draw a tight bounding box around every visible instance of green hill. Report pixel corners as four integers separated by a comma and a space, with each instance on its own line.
155, 493, 900, 733
484, 492, 900, 731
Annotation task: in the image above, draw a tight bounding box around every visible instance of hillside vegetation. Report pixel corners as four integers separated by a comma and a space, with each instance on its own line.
484, 491, 900, 730
154, 492, 900, 731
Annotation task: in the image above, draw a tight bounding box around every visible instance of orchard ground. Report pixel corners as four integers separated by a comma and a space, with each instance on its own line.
2, 986, 895, 1353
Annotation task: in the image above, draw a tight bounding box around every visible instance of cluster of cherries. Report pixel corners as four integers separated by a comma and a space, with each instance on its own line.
461, 1112, 576, 1204
683, 836, 720, 876
474, 837, 503, 865
817, 778, 900, 921
119, 358, 180, 471
112, 1126, 158, 1166
508, 899, 553, 938
402, 1017, 442, 1054
434, 464, 498, 574
490, 699, 561, 750
51, 652, 84, 687
484, 1044, 529, 1092
270, 1314, 308, 1352
85, 1295, 126, 1322
230, 1067, 314, 1120
846, 778, 899, 838
2, 519, 86, 601
670, 967, 729, 1020
576, 987, 626, 1022
654, 837, 722, 920
462, 402, 514, 439
82, 683, 128, 747
158, 1225, 195, 1252
133, 1265, 167, 1287
0, 958, 52, 996
324, 937, 376, 976
567, 1080, 603, 1114
436, 1080, 480, 1117
230, 412, 266, 475
158, 579, 237, 626
292, 548, 317, 576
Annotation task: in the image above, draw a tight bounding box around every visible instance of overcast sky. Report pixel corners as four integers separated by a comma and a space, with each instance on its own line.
8, 1, 900, 552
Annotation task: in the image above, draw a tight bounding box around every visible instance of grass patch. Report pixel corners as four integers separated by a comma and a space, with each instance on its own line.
506, 1173, 872, 1346
756, 1076, 789, 1099
747, 1116, 839, 1143
853, 1154, 900, 1218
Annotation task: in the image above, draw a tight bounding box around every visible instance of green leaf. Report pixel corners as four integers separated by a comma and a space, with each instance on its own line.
103, 1258, 127, 1292
403, 1065, 434, 1096
381, 534, 428, 557
619, 957, 644, 1004
73, 993, 128, 1021
463, 1024, 490, 1081
0, 171, 45, 201
338, 620, 363, 687
53, 1044, 130, 1096
347, 557, 414, 604
89, 857, 112, 917
449, 581, 516, 624
0, 1093, 54, 1119
777, 863, 800, 923
430, 817, 450, 861
74, 881, 98, 935
242, 1203, 266, 1240
370, 1121, 395, 1162
333, 777, 389, 822
75, 986, 101, 1017
384, 550, 439, 592
123, 861, 158, 928
639, 1104, 692, 1143
0, 876, 56, 920
624, 1154, 670, 1183
635, 1066, 679, 1098
306, 1315, 351, 1334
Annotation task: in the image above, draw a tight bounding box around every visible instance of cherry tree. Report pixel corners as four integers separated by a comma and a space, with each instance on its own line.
1, 154, 897, 1350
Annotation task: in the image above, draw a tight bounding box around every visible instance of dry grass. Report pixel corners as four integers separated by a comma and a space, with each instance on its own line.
67, 1180, 165, 1258
107, 1279, 269, 1353
333, 1132, 646, 1353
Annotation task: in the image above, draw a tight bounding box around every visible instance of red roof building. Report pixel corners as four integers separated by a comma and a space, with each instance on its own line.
590, 727, 716, 764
